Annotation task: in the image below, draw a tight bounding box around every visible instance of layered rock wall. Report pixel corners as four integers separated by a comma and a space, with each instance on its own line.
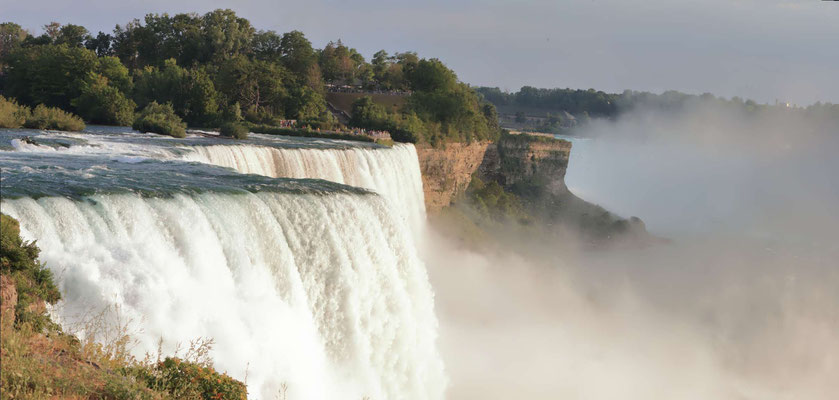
416, 135, 572, 212
415, 141, 491, 212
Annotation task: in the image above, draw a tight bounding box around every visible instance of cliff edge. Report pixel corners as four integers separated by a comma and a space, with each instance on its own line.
416, 141, 492, 213
417, 133, 648, 244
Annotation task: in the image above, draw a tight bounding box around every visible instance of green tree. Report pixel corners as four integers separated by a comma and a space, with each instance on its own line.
279, 30, 317, 79
252, 30, 283, 62
201, 9, 254, 62
0, 23, 28, 70
55, 24, 90, 47
112, 19, 142, 69
72, 73, 136, 125
95, 56, 133, 93
407, 58, 456, 92
133, 59, 219, 125
286, 84, 325, 120
42, 22, 61, 41
349, 96, 388, 129
371, 50, 390, 85
216, 56, 288, 120
318, 40, 365, 84
4, 44, 98, 110
84, 31, 113, 56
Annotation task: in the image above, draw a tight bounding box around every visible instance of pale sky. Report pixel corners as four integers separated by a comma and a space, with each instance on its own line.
3, 0, 838, 105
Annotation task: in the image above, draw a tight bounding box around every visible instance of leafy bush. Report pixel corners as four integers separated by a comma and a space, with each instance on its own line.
1, 96, 87, 131
219, 122, 248, 139
21, 104, 86, 131
133, 101, 187, 138
0, 95, 29, 128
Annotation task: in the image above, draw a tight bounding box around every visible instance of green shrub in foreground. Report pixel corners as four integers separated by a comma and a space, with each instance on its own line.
0, 96, 86, 131
131, 357, 247, 400
0, 96, 29, 128
133, 101, 187, 138
23, 104, 86, 132
219, 122, 248, 139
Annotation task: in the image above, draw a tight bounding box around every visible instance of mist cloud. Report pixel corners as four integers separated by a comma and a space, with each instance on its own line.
427, 102, 839, 399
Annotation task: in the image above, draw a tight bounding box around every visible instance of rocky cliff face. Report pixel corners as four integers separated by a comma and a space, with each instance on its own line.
417, 134, 648, 244
416, 141, 491, 212
415, 136, 572, 212
480, 135, 572, 197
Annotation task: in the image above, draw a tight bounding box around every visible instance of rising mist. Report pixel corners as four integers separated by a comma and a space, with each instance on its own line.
427, 101, 839, 399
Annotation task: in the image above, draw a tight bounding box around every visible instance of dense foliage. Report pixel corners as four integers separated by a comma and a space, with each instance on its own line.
133, 101, 187, 138
0, 10, 499, 144
0, 96, 85, 131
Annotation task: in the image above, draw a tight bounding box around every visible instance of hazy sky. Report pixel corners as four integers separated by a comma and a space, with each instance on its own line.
3, 0, 838, 104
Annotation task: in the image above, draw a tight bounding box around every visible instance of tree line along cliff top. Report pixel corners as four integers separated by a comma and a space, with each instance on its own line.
0, 10, 499, 145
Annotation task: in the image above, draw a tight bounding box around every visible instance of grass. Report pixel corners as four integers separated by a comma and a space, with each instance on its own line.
1, 213, 247, 399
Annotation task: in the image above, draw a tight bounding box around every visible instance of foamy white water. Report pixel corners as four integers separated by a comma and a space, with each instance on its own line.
2, 186, 443, 400
182, 143, 427, 235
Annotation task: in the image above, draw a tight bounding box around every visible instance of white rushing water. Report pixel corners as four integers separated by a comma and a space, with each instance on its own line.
2, 191, 444, 400
181, 143, 427, 235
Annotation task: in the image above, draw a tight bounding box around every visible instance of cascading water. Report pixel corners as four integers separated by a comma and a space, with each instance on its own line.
3, 128, 427, 235
181, 143, 427, 235
0, 130, 444, 400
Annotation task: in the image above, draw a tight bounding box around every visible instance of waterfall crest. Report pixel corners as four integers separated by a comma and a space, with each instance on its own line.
182, 143, 427, 234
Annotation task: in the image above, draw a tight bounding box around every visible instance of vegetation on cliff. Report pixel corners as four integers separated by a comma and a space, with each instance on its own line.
1, 213, 247, 399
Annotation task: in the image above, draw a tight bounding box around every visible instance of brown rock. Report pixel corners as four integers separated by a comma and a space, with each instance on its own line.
416, 141, 492, 213
1, 274, 18, 327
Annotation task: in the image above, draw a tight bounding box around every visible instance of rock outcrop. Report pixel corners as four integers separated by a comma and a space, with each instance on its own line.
417, 133, 646, 243
480, 135, 572, 197
416, 141, 491, 212
415, 136, 574, 212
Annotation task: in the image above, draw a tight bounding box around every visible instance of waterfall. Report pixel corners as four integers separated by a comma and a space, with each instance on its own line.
181, 143, 427, 235
1, 190, 444, 400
